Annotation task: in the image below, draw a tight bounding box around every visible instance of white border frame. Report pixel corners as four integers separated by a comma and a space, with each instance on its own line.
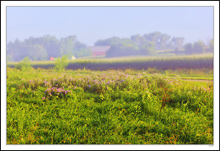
1, 1, 219, 150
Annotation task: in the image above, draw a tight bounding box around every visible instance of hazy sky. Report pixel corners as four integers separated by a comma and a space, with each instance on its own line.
7, 7, 213, 46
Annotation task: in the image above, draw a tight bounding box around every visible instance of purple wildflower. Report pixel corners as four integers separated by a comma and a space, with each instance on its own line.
88, 85, 91, 88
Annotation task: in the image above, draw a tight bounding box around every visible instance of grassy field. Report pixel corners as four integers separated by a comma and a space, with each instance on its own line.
7, 67, 213, 144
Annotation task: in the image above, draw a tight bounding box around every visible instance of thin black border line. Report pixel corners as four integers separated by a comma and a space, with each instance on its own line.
5, 5, 215, 147
6, 6, 214, 7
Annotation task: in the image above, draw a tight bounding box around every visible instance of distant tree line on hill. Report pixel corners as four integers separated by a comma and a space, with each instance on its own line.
7, 32, 214, 62
94, 31, 185, 57
183, 39, 214, 55
7, 35, 92, 62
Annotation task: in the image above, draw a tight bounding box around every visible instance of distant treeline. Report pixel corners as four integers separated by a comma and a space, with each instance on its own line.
7, 32, 214, 62
7, 35, 91, 62
95, 32, 213, 57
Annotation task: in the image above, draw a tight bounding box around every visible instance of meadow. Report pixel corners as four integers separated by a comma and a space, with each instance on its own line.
7, 64, 213, 144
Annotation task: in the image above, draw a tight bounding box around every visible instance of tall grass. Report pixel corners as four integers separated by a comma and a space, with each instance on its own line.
7, 68, 213, 144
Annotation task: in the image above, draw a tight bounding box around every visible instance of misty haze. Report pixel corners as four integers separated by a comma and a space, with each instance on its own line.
6, 6, 213, 62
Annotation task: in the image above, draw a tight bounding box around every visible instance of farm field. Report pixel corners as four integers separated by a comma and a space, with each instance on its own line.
7, 66, 213, 144
7, 53, 213, 70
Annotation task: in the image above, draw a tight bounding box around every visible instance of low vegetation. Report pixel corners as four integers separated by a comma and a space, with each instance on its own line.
14, 57, 32, 71
54, 55, 69, 73
7, 67, 213, 144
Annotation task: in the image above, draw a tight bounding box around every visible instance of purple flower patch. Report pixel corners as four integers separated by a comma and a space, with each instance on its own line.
42, 87, 71, 100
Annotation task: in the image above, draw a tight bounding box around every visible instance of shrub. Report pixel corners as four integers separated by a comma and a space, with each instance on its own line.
42, 87, 71, 101
54, 55, 69, 72
15, 57, 32, 71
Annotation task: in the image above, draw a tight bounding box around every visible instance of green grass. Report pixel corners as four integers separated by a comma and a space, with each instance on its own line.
179, 77, 213, 80
7, 68, 213, 144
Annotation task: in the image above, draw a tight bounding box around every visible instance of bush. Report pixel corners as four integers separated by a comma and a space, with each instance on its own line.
54, 55, 69, 72
15, 57, 32, 71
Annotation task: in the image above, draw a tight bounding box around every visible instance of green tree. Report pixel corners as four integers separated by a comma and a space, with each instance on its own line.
158, 34, 171, 50
75, 48, 92, 58
143, 32, 161, 50
7, 35, 88, 61
6, 54, 14, 62
94, 36, 121, 46
140, 42, 156, 55
171, 37, 184, 50
15, 57, 32, 71
60, 36, 76, 59
184, 43, 193, 54
209, 39, 214, 52
54, 55, 69, 73
7, 39, 22, 61
193, 40, 206, 54
41, 35, 60, 59
130, 34, 144, 46
30, 44, 48, 60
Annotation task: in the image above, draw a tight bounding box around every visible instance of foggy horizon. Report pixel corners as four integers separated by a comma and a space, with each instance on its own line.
7, 7, 213, 46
